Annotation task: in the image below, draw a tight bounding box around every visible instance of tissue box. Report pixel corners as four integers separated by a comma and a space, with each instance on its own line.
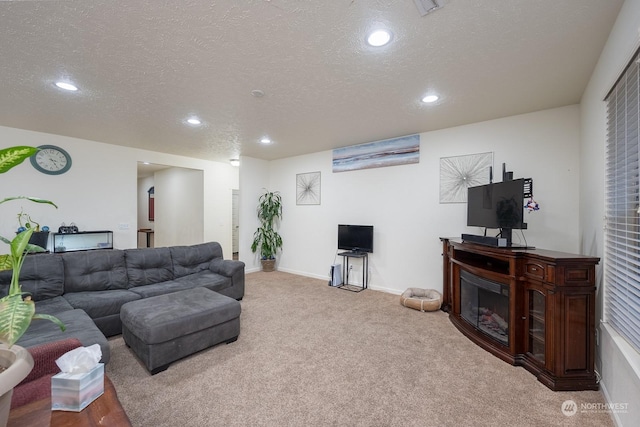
51, 363, 104, 411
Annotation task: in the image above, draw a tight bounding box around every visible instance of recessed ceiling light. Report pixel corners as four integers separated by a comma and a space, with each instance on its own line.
367, 30, 392, 47
186, 117, 202, 126
259, 137, 272, 144
230, 159, 240, 167
55, 81, 78, 91
422, 95, 439, 103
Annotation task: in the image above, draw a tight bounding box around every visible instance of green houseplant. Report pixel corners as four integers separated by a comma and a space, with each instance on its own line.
0, 146, 64, 426
16, 208, 51, 249
0, 145, 63, 346
1, 227, 64, 345
250, 190, 283, 272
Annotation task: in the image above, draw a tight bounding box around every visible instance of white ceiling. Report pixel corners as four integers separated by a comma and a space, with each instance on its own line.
0, 0, 624, 163
137, 162, 171, 178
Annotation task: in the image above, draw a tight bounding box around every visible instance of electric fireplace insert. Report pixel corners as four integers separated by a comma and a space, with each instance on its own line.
460, 270, 510, 346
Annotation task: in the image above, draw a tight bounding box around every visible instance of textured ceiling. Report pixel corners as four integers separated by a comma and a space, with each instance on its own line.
0, 0, 624, 163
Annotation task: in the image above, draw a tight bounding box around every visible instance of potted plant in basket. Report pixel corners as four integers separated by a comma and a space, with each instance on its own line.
251, 189, 283, 272
0, 146, 64, 425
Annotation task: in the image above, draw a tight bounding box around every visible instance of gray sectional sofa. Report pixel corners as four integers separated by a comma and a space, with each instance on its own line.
0, 242, 245, 364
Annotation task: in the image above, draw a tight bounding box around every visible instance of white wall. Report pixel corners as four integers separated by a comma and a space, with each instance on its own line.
238, 156, 270, 271
580, 0, 640, 425
154, 167, 204, 247
0, 125, 238, 255
240, 106, 581, 294
203, 163, 240, 256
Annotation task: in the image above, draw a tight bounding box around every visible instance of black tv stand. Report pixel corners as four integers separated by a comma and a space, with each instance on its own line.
336, 251, 368, 292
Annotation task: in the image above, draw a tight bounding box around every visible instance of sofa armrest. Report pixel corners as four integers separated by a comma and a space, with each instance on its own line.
209, 259, 245, 300
209, 259, 244, 277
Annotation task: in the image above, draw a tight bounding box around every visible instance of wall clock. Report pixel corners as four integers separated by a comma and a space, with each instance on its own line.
296, 171, 321, 205
30, 145, 72, 175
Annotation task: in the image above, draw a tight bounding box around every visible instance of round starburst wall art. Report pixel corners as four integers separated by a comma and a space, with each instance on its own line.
439, 152, 493, 203
296, 171, 321, 205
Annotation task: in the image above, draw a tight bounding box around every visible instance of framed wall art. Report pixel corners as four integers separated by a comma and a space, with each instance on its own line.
332, 134, 420, 172
439, 152, 493, 203
296, 171, 321, 205
148, 186, 155, 221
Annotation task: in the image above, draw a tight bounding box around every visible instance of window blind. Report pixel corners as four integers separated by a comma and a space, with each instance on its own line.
605, 48, 640, 354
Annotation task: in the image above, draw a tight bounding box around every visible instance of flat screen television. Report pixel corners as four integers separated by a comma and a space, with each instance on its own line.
338, 224, 374, 253
467, 178, 527, 233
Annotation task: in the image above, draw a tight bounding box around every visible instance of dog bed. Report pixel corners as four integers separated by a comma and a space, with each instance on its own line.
400, 288, 442, 312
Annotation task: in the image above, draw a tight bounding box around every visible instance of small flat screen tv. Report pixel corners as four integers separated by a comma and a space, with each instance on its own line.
467, 179, 526, 230
338, 224, 374, 253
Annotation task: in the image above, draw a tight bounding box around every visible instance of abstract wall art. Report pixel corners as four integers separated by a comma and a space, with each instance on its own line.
296, 171, 321, 205
332, 134, 420, 173
439, 152, 493, 203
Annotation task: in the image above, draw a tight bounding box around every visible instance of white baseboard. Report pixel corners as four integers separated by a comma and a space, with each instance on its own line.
598, 380, 621, 427
598, 322, 640, 427
368, 284, 402, 295
276, 267, 328, 281
254, 267, 404, 296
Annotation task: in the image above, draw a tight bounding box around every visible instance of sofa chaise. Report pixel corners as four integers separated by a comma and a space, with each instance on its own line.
0, 242, 245, 364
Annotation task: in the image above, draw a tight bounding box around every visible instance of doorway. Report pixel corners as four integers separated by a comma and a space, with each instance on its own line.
232, 189, 239, 260
137, 163, 166, 248
137, 162, 204, 248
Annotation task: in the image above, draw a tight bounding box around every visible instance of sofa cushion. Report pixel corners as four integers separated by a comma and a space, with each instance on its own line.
170, 242, 222, 278
0, 254, 65, 301
34, 296, 74, 316
124, 247, 174, 287
16, 309, 111, 364
129, 277, 206, 298
63, 289, 141, 319
62, 250, 128, 292
174, 271, 231, 293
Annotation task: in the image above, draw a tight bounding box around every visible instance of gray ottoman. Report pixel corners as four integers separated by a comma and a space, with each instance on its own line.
120, 287, 241, 374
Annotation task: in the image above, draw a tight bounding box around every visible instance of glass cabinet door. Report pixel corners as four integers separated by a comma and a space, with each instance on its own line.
528, 289, 546, 364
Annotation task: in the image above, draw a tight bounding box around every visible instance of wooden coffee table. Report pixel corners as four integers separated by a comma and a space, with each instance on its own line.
8, 376, 131, 427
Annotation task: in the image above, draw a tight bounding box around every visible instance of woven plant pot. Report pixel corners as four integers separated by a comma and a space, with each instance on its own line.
261, 259, 276, 272
0, 344, 34, 426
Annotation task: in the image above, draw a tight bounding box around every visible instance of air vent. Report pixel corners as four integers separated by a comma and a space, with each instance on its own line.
413, 0, 442, 16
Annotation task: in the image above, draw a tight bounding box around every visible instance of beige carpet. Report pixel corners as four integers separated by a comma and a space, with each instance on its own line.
107, 271, 613, 427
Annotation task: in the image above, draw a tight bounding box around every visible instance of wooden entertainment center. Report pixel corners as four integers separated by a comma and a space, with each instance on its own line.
440, 238, 600, 391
